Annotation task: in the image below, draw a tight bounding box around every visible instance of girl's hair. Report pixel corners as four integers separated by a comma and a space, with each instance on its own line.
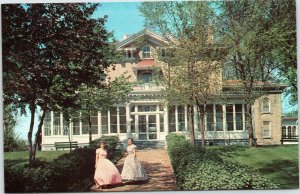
99, 141, 105, 145
128, 138, 134, 143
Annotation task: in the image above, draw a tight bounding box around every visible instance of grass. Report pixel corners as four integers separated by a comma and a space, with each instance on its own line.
209, 145, 299, 189
4, 150, 69, 169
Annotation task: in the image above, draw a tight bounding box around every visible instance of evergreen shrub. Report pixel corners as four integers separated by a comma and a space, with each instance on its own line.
166, 133, 279, 190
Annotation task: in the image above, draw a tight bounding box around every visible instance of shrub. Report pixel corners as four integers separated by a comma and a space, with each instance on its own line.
166, 134, 279, 190
5, 147, 96, 192
89, 135, 120, 162
5, 136, 124, 193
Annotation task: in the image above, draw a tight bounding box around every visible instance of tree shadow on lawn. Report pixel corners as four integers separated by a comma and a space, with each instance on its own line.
4, 159, 28, 169
257, 159, 299, 189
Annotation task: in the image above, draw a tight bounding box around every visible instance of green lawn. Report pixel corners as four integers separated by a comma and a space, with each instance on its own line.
211, 145, 299, 189
4, 150, 69, 169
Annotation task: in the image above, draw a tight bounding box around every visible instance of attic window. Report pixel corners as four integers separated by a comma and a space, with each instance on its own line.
124, 49, 134, 59
142, 45, 151, 58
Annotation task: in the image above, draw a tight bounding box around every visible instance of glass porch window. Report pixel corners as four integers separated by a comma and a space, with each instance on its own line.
226, 105, 234, 131
206, 105, 214, 131
235, 104, 243, 130
119, 107, 127, 133
160, 114, 164, 132
168, 106, 176, 132
292, 126, 297, 138
101, 111, 108, 134
62, 113, 69, 136
110, 108, 118, 133
178, 106, 185, 131
216, 105, 223, 131
53, 112, 61, 135
72, 117, 80, 135
282, 126, 286, 138
44, 111, 51, 136
91, 115, 98, 134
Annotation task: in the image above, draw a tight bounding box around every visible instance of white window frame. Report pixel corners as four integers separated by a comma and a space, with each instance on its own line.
262, 97, 271, 113
142, 45, 151, 59
262, 121, 271, 138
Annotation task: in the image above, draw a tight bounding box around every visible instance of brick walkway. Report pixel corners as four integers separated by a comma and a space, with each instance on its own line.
90, 149, 177, 192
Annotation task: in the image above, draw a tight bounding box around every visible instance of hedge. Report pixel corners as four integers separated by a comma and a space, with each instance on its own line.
166, 134, 279, 190
5, 135, 121, 193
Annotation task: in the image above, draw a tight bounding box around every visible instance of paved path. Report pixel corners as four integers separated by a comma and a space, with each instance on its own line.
90, 149, 177, 192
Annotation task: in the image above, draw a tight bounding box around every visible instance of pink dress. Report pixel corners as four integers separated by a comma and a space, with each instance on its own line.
94, 148, 122, 186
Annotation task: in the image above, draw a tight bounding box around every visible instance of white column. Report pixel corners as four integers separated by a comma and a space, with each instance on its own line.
126, 103, 131, 138
184, 106, 188, 131
175, 106, 178, 132
79, 112, 82, 135
69, 118, 72, 141
213, 104, 216, 131
164, 105, 169, 133
194, 105, 198, 133
99, 112, 102, 136
223, 104, 226, 139
117, 107, 120, 134
50, 111, 53, 136
108, 110, 111, 134
60, 112, 63, 136
242, 104, 245, 131
135, 105, 138, 138
233, 104, 236, 131
156, 105, 160, 140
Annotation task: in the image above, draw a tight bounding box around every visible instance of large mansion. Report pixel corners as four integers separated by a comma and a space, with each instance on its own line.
41, 29, 294, 150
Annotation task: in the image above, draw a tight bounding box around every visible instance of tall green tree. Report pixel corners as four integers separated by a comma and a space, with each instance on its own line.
140, 1, 225, 146
217, 0, 288, 146
2, 3, 117, 164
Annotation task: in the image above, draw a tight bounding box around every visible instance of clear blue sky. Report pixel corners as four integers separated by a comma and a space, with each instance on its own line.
14, 2, 298, 140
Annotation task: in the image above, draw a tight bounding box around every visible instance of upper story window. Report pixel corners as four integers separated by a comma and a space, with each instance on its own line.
262, 97, 270, 113
124, 48, 135, 59
142, 45, 151, 58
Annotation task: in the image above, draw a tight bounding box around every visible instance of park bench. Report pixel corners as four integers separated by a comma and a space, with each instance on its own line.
55, 141, 79, 150
280, 136, 298, 145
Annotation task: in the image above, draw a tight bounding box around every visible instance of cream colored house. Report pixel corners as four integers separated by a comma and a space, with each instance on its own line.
41, 29, 286, 150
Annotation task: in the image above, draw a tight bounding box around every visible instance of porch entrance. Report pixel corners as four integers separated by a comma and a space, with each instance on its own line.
138, 114, 158, 140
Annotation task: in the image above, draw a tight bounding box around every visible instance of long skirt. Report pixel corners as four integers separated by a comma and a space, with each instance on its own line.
94, 158, 122, 186
121, 154, 147, 181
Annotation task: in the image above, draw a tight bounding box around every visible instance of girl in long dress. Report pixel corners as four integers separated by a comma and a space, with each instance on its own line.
94, 141, 122, 188
121, 138, 148, 181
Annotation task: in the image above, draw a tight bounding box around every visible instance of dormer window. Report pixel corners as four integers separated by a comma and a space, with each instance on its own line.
124, 48, 135, 59
142, 45, 151, 58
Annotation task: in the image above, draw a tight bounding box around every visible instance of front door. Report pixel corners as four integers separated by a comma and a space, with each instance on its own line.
138, 114, 157, 140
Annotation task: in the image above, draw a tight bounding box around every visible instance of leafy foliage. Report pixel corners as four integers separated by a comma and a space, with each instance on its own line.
89, 135, 121, 162
2, 3, 118, 164
5, 147, 97, 192
166, 134, 279, 190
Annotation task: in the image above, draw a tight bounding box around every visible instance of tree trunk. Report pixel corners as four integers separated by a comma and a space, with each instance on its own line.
188, 105, 195, 145
32, 106, 47, 163
28, 103, 36, 166
245, 94, 254, 146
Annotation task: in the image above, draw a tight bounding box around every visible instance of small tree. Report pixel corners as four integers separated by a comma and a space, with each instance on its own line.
140, 1, 225, 146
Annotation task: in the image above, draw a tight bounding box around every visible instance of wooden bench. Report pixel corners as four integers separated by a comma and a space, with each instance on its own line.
55, 141, 79, 150
280, 136, 298, 145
